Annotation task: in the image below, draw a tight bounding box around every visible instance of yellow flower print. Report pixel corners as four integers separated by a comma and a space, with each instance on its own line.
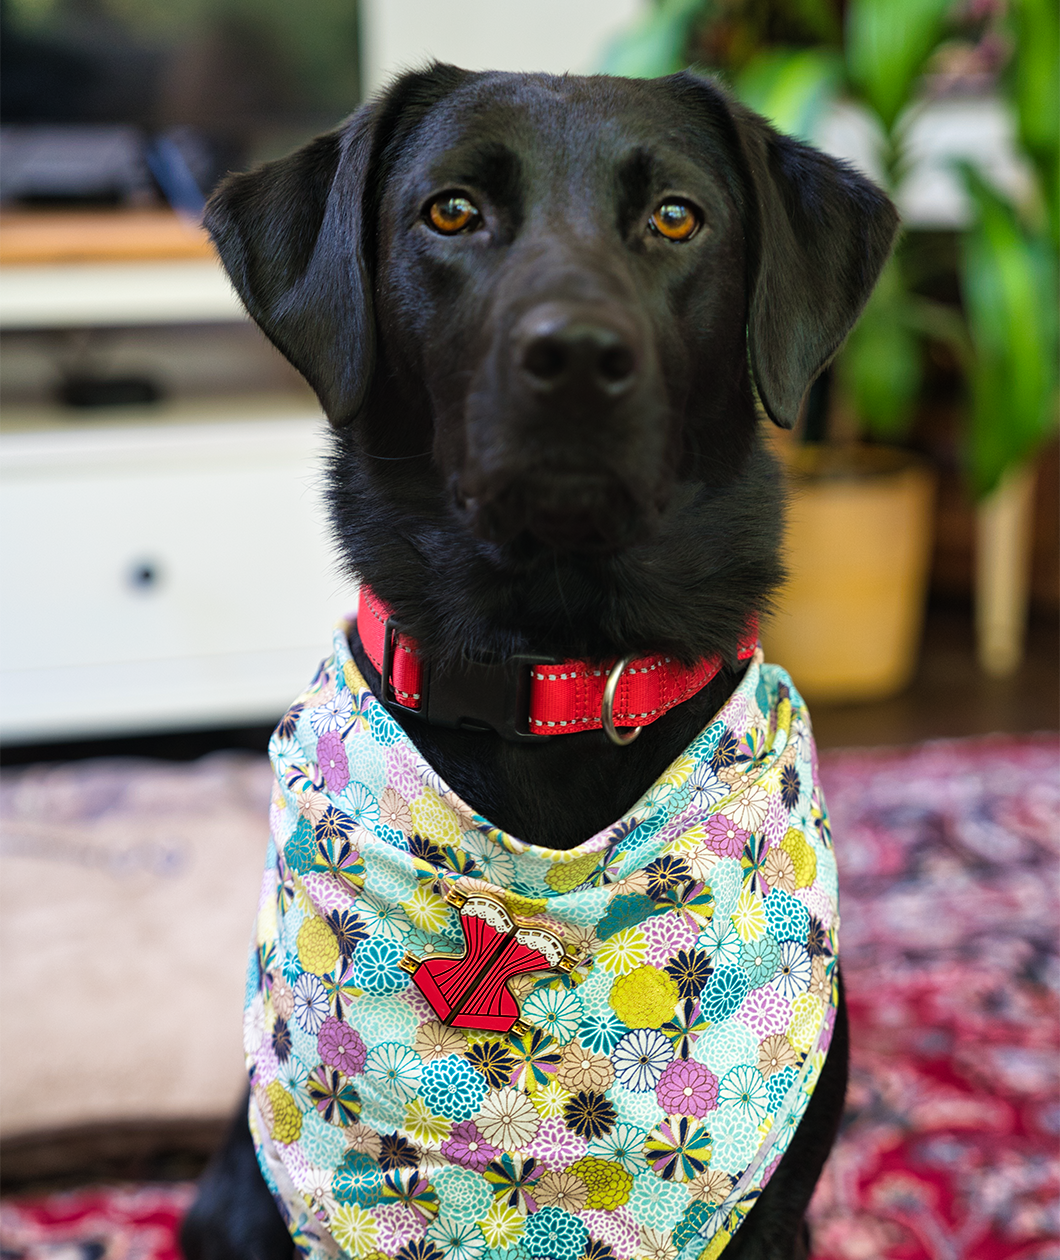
256, 895, 277, 948
780, 828, 817, 888
265, 1082, 302, 1145
788, 991, 824, 1051
410, 792, 463, 849
546, 850, 601, 892
403, 885, 449, 932
731, 889, 766, 942
660, 755, 695, 789
297, 917, 340, 975
504, 892, 548, 919
595, 927, 648, 976
568, 1155, 632, 1209
404, 1097, 452, 1146
531, 1080, 571, 1119
803, 1049, 826, 1092
330, 1204, 379, 1256
480, 1200, 525, 1248
609, 966, 680, 1029
670, 823, 708, 852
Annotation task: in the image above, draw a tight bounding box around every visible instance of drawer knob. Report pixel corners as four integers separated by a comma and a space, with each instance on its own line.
128, 560, 162, 590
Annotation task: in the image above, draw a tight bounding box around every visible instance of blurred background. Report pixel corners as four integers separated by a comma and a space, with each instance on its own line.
0, 2, 1056, 1257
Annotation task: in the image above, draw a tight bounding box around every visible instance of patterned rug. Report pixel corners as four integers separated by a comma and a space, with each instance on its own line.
1, 733, 1056, 1260
0, 1182, 195, 1259
807, 734, 1060, 1260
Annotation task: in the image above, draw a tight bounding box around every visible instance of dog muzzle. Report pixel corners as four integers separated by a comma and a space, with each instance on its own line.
244, 617, 840, 1259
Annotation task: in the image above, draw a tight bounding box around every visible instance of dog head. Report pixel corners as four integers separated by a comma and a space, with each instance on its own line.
207, 66, 895, 555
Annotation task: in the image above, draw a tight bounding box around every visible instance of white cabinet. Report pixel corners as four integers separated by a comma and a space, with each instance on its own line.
0, 398, 358, 741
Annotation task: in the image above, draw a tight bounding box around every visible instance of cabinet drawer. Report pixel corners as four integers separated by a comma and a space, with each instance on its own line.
1, 413, 357, 740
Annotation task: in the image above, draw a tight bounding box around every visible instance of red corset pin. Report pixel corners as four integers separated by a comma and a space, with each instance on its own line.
400, 886, 576, 1034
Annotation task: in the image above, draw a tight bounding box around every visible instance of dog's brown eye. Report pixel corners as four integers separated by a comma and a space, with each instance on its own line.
650, 201, 700, 242
427, 195, 479, 234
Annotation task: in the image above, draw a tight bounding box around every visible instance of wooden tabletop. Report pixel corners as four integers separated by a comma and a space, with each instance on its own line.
0, 209, 216, 265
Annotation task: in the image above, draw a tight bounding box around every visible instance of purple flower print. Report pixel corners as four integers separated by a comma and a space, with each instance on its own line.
317, 731, 350, 793
441, 1120, 499, 1172
655, 1059, 719, 1116
704, 813, 749, 858
317, 1015, 366, 1073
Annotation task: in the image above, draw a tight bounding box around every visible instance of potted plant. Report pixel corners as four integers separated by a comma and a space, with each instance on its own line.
602, 0, 1059, 696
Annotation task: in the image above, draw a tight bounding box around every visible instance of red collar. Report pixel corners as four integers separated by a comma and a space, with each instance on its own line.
356, 584, 758, 742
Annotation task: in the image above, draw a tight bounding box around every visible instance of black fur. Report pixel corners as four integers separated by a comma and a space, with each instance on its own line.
183, 65, 895, 1259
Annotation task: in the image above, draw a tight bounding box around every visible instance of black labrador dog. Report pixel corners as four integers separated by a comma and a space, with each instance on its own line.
182, 65, 896, 1259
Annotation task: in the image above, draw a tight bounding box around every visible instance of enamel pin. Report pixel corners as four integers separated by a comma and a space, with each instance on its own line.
401, 885, 576, 1034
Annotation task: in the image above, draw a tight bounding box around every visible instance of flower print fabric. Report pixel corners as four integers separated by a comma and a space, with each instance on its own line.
247, 618, 840, 1260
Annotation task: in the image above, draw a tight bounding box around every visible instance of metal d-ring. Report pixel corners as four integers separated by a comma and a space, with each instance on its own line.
601, 655, 642, 747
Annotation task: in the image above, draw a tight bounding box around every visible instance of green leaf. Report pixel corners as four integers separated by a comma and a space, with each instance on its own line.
1009, 0, 1060, 246
733, 47, 842, 142
835, 258, 922, 440
845, 0, 950, 131
959, 168, 1059, 496
599, 0, 707, 78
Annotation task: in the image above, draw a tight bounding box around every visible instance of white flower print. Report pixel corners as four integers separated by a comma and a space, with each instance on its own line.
613, 1028, 673, 1092
310, 689, 354, 735
476, 1087, 540, 1150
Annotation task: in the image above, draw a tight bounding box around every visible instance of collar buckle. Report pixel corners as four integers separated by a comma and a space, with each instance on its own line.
382, 616, 558, 742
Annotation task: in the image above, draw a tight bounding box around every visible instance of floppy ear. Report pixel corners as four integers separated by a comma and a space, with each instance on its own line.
727, 94, 899, 429
204, 110, 376, 427
204, 63, 474, 427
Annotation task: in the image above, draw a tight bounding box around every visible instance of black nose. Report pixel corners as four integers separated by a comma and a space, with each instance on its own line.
516, 307, 639, 399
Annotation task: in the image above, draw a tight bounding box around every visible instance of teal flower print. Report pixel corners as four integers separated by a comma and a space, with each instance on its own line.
427, 1218, 488, 1260
365, 1042, 422, 1101
332, 1150, 383, 1206
701, 965, 749, 1023
597, 893, 662, 941
354, 937, 408, 995
432, 1165, 493, 1223
764, 889, 810, 943
521, 987, 583, 1046
283, 817, 317, 874
739, 934, 780, 988
337, 780, 380, 830
587, 1122, 648, 1174
577, 1009, 628, 1056
523, 1206, 588, 1260
765, 1065, 797, 1113
420, 1055, 488, 1121
717, 1064, 768, 1123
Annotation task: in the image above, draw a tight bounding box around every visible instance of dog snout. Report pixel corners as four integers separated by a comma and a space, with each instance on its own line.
515, 305, 640, 403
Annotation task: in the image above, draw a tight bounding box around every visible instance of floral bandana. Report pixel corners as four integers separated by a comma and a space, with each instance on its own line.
245, 619, 840, 1260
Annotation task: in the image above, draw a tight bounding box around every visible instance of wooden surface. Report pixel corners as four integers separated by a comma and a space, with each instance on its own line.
0, 209, 215, 265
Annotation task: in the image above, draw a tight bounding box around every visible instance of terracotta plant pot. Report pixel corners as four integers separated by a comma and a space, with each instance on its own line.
762, 444, 936, 702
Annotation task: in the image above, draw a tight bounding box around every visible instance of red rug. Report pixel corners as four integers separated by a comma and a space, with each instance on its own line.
808, 734, 1060, 1260
0, 1182, 195, 1258
1, 734, 1057, 1260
